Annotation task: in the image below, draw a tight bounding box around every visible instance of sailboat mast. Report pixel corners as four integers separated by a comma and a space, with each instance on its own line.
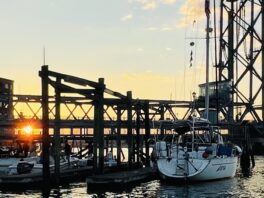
205, 0, 210, 119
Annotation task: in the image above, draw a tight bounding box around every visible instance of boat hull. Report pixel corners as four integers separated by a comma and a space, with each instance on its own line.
157, 156, 238, 181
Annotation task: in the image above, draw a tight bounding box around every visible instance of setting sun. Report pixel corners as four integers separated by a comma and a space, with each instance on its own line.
23, 125, 33, 135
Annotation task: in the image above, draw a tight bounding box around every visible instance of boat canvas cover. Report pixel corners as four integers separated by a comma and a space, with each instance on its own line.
158, 119, 210, 135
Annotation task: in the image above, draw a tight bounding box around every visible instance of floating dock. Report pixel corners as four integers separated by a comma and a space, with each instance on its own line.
86, 167, 157, 190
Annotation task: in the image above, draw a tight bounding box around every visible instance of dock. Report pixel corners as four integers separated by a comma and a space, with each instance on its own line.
86, 167, 157, 190
0, 166, 93, 187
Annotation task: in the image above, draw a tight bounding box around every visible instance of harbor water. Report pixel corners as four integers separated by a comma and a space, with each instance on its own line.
0, 156, 263, 198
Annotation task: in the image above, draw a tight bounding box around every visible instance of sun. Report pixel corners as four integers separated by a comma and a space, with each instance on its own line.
23, 125, 33, 135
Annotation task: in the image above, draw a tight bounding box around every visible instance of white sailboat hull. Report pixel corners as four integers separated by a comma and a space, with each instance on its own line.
157, 156, 238, 181
154, 119, 241, 182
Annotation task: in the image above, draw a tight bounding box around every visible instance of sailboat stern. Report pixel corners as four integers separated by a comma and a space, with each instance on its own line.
157, 158, 209, 180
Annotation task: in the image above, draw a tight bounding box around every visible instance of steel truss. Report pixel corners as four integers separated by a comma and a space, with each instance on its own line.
218, 0, 264, 127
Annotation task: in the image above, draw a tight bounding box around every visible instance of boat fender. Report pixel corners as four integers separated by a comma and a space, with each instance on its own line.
205, 146, 213, 154
17, 161, 34, 174
166, 143, 171, 158
167, 157, 172, 162
234, 145, 242, 156
202, 151, 209, 158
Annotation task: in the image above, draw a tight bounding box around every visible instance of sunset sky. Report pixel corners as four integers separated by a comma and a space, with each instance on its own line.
1, 0, 209, 101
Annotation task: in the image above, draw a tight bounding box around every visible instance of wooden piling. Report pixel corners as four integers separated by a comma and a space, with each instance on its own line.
144, 102, 150, 167
54, 77, 61, 185
116, 107, 121, 165
160, 105, 165, 137
136, 108, 141, 162
40, 65, 50, 187
127, 91, 133, 167
93, 78, 104, 173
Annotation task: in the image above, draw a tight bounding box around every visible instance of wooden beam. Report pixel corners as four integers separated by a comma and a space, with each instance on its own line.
47, 71, 102, 88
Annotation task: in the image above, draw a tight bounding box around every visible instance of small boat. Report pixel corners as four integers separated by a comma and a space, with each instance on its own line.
0, 156, 40, 173
7, 155, 80, 175
85, 151, 117, 167
0, 143, 40, 173
103, 151, 117, 167
154, 117, 240, 181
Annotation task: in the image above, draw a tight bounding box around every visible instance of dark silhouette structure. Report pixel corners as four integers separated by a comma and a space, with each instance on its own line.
240, 142, 255, 176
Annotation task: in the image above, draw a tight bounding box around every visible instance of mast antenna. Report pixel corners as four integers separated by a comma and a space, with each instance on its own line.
43, 46, 46, 65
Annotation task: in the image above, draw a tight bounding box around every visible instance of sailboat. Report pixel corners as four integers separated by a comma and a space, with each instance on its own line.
154, 0, 240, 181
154, 118, 240, 181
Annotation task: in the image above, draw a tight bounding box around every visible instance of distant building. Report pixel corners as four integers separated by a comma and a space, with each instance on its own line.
198, 80, 231, 102
0, 77, 13, 120
198, 80, 231, 124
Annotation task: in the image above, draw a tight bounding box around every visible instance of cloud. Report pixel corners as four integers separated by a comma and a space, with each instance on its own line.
146, 25, 175, 31
146, 27, 158, 31
129, 0, 177, 10
143, 1, 157, 10
161, 27, 173, 31
177, 0, 205, 28
121, 13, 133, 21
161, 0, 176, 5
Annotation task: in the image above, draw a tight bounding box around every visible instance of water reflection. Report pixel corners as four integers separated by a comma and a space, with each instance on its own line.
93, 157, 263, 198
157, 178, 239, 198
155, 156, 264, 198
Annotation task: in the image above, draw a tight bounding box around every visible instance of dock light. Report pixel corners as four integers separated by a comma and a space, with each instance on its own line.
23, 125, 33, 135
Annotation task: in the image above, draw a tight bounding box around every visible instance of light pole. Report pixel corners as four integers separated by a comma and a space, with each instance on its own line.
192, 91, 196, 117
